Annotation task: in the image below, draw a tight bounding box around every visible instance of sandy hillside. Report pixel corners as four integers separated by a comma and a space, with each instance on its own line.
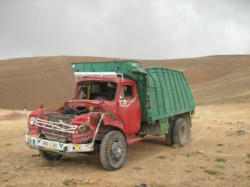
0, 55, 250, 110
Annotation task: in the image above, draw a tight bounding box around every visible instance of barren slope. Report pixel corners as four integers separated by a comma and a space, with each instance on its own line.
0, 55, 250, 110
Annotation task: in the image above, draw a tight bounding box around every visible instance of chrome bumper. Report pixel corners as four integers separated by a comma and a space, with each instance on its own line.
25, 134, 94, 153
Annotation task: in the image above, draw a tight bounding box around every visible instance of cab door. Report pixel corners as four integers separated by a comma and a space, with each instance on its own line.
118, 82, 141, 136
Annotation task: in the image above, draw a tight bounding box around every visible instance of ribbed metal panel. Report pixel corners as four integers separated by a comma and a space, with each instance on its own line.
146, 67, 195, 121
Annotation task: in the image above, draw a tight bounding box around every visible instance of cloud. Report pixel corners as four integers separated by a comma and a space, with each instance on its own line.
0, 0, 249, 59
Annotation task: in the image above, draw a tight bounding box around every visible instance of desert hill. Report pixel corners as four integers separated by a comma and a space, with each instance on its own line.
0, 55, 250, 110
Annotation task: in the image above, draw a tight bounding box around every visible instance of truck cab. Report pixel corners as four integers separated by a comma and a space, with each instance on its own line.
26, 73, 142, 170
66, 75, 141, 140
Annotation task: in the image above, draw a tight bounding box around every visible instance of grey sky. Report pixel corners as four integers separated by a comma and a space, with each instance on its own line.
0, 0, 250, 59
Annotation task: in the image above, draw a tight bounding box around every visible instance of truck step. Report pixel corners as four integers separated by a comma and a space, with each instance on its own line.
127, 137, 144, 145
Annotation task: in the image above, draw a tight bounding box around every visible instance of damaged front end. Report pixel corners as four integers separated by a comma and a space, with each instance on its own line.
25, 105, 105, 153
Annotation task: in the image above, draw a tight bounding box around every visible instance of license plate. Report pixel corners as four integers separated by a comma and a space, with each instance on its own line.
43, 141, 48, 147
52, 143, 58, 149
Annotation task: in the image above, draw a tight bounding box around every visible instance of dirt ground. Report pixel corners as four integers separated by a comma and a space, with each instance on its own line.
0, 103, 249, 187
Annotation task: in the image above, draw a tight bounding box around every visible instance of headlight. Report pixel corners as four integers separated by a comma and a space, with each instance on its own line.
29, 116, 36, 125
77, 125, 89, 133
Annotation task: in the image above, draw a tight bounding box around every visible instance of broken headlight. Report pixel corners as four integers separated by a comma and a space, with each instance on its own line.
29, 116, 36, 126
77, 125, 89, 134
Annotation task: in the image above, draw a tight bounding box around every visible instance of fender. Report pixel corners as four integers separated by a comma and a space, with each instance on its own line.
28, 108, 45, 135
30, 108, 44, 117
102, 113, 125, 133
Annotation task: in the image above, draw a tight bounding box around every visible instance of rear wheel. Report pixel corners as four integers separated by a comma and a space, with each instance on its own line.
38, 149, 62, 161
99, 130, 127, 170
172, 116, 191, 146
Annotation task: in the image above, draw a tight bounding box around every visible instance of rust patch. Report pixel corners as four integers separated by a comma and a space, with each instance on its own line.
0, 112, 26, 121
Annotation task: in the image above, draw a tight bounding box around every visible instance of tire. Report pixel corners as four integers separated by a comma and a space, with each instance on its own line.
38, 149, 62, 161
172, 116, 191, 146
99, 130, 127, 170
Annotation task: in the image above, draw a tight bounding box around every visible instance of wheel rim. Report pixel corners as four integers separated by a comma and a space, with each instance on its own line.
180, 125, 186, 137
109, 138, 125, 166
179, 122, 187, 144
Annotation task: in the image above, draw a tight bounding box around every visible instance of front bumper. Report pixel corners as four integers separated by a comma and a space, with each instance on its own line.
25, 134, 94, 153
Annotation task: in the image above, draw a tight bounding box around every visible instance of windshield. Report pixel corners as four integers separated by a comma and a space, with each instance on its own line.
76, 81, 117, 101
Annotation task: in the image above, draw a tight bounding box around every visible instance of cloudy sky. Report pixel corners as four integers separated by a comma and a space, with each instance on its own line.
0, 0, 249, 59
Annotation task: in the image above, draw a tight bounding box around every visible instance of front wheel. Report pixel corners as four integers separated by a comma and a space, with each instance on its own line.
99, 130, 127, 170
38, 149, 62, 161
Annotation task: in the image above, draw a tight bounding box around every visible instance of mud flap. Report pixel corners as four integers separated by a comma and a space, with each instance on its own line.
165, 119, 174, 146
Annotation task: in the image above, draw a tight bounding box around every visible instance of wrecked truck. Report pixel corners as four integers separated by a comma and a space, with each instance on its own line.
25, 61, 195, 170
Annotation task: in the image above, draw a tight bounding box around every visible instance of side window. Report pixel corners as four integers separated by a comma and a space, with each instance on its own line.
120, 85, 134, 100
77, 86, 87, 99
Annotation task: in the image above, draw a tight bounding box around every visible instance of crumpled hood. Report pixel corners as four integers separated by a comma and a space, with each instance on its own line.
71, 113, 90, 125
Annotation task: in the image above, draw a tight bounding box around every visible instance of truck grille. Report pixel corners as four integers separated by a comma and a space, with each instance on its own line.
36, 113, 76, 143
46, 113, 73, 124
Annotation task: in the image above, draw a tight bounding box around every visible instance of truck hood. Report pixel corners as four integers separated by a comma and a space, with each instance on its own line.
64, 99, 116, 114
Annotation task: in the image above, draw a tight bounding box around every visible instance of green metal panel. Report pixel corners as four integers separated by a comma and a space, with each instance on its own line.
72, 61, 145, 76
146, 67, 195, 122
159, 118, 169, 135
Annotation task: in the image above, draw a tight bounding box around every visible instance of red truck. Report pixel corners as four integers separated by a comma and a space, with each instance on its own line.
26, 61, 195, 170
